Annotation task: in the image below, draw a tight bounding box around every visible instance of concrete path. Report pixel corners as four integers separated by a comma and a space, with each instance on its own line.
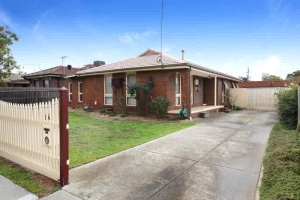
0, 175, 38, 200
63, 110, 277, 200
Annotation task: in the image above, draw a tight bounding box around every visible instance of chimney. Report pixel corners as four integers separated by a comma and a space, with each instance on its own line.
181, 50, 185, 60
93, 60, 105, 66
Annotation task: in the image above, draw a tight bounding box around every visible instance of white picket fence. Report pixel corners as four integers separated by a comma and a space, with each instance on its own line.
0, 99, 60, 180
229, 87, 280, 110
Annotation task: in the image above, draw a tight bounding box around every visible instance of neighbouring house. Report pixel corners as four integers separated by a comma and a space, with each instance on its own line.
1, 74, 30, 87
238, 80, 291, 88
67, 49, 241, 118
22, 61, 105, 88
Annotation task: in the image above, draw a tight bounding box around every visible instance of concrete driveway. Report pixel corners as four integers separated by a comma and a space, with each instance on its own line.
63, 110, 277, 200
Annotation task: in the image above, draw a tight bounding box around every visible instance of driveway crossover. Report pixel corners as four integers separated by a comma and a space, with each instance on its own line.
63, 110, 277, 200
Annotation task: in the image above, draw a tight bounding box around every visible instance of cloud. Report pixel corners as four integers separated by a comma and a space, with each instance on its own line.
32, 11, 50, 33
118, 30, 156, 45
251, 55, 281, 80
266, 0, 285, 18
0, 9, 13, 27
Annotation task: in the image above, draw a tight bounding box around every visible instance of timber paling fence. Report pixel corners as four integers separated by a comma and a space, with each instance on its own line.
229, 87, 280, 110
0, 87, 60, 104
0, 87, 69, 185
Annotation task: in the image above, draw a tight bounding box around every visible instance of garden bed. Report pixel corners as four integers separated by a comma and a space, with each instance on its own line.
259, 122, 300, 200
0, 157, 60, 198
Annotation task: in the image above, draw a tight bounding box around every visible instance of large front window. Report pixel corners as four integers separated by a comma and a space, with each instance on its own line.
78, 82, 82, 102
126, 74, 136, 106
68, 83, 72, 102
104, 75, 113, 105
175, 73, 181, 106
44, 79, 49, 88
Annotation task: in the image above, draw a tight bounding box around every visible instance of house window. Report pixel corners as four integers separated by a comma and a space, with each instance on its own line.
68, 83, 72, 102
175, 73, 181, 106
104, 75, 113, 105
34, 80, 39, 87
126, 73, 136, 106
44, 79, 49, 88
78, 82, 83, 102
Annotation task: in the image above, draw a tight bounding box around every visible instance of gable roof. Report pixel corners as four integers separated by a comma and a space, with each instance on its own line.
2, 74, 29, 84
77, 49, 241, 81
238, 80, 291, 88
23, 65, 97, 79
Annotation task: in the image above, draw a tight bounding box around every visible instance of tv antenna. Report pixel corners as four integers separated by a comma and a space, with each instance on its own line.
61, 56, 67, 66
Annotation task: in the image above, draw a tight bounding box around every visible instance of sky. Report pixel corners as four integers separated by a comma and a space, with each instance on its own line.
0, 0, 299, 80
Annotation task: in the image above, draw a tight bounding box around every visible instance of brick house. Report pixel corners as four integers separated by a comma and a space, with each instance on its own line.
67, 49, 241, 118
1, 74, 29, 87
22, 62, 104, 88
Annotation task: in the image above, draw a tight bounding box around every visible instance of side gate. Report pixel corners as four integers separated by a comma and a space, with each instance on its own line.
0, 87, 69, 186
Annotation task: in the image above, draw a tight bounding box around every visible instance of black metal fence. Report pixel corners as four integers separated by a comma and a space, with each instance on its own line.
0, 87, 60, 104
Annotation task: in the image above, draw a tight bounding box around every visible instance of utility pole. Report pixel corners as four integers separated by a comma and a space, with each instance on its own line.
246, 67, 250, 81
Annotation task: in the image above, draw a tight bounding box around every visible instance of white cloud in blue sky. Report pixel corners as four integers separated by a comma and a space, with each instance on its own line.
0, 0, 299, 80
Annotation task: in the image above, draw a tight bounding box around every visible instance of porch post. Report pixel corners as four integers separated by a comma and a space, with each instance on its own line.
214, 76, 217, 106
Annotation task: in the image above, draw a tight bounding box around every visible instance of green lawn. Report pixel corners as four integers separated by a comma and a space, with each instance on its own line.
259, 122, 300, 200
69, 112, 195, 168
0, 157, 60, 198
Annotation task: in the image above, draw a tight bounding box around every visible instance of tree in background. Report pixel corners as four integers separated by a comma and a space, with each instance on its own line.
0, 26, 19, 86
262, 73, 282, 81
286, 70, 300, 85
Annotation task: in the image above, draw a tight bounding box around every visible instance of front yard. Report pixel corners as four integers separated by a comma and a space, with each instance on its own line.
69, 112, 195, 168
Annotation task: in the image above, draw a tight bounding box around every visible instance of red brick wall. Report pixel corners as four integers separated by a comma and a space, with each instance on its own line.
192, 76, 204, 107
67, 68, 191, 115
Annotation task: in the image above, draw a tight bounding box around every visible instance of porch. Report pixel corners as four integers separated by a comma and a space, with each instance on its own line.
168, 105, 224, 116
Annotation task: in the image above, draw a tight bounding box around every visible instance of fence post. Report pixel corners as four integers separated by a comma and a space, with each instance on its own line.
59, 87, 69, 186
298, 86, 300, 129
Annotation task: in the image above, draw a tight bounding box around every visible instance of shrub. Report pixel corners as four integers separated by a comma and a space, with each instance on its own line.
83, 104, 93, 112
275, 85, 298, 129
168, 117, 177, 121
99, 108, 107, 114
120, 112, 130, 118
108, 112, 116, 117
152, 96, 172, 119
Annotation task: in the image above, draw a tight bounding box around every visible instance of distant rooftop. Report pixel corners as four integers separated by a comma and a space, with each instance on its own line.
238, 80, 291, 88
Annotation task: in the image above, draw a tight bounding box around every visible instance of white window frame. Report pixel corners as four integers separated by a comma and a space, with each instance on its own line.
78, 82, 83, 102
68, 82, 72, 102
126, 73, 136, 106
104, 75, 113, 105
175, 73, 181, 106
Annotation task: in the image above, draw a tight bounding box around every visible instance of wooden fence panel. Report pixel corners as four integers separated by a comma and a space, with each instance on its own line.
0, 99, 60, 180
229, 87, 279, 110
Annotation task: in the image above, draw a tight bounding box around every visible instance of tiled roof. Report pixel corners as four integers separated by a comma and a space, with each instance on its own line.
23, 65, 97, 78
77, 49, 241, 81
238, 80, 291, 88
2, 75, 29, 84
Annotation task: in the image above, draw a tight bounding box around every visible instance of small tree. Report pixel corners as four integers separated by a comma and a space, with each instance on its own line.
0, 26, 19, 86
127, 76, 154, 116
152, 96, 172, 119
275, 85, 298, 129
